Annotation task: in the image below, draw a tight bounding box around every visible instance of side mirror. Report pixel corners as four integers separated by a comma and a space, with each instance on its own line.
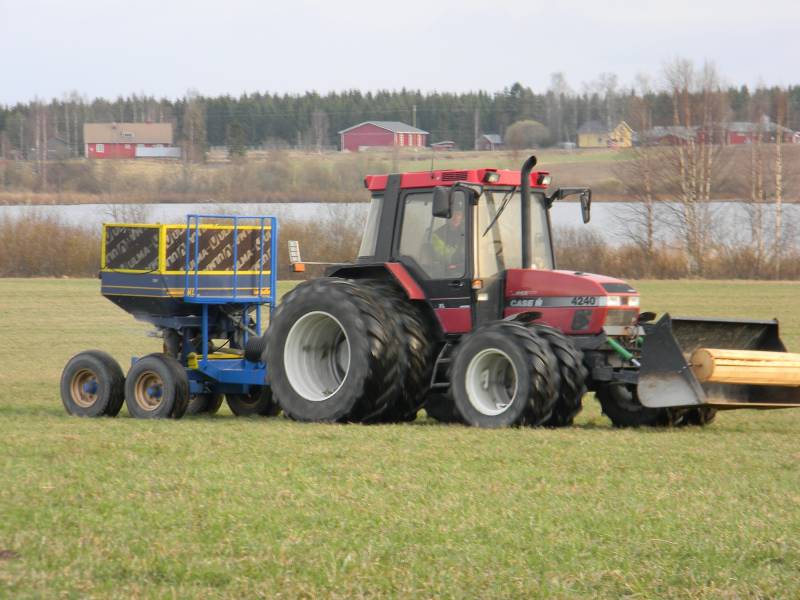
547, 187, 592, 223
580, 190, 591, 223
433, 186, 452, 218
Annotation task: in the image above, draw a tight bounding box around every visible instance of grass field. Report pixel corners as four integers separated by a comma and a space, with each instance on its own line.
1, 279, 799, 598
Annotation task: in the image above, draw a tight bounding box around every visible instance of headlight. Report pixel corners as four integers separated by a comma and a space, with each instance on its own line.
606, 295, 622, 307
627, 296, 640, 307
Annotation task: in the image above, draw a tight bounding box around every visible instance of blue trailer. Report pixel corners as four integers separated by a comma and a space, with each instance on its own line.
60, 214, 280, 418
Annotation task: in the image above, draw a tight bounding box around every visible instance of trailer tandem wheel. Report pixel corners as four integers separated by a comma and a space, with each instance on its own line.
186, 393, 225, 415
60, 350, 125, 417
227, 387, 280, 416
125, 354, 189, 419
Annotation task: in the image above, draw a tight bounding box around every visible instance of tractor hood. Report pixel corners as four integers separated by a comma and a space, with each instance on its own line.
504, 269, 640, 335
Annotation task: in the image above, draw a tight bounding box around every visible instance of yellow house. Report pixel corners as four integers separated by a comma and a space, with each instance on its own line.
577, 120, 633, 148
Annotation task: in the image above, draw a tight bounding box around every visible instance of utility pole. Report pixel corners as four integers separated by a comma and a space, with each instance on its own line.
19, 115, 24, 159
412, 104, 417, 128
41, 107, 48, 189
473, 107, 480, 150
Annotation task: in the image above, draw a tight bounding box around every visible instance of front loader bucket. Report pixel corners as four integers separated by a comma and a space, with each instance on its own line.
638, 314, 800, 409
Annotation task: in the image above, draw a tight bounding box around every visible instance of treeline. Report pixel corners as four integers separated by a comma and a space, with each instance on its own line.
3, 212, 798, 280
2, 74, 799, 155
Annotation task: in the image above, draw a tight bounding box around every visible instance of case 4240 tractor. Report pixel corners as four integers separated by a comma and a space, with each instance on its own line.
272, 155, 800, 427
60, 157, 800, 427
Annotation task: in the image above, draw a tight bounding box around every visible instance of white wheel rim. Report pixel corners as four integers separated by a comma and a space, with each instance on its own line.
284, 311, 351, 402
465, 348, 518, 416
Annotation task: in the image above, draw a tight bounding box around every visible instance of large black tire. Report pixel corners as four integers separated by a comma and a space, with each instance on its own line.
596, 383, 671, 428
227, 387, 280, 416
60, 350, 125, 417
682, 406, 717, 426
528, 325, 588, 427
366, 281, 436, 422
265, 278, 402, 423
449, 321, 558, 428
125, 354, 189, 419
423, 392, 463, 424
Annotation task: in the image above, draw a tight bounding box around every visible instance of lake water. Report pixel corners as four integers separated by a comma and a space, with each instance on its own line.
0, 200, 797, 246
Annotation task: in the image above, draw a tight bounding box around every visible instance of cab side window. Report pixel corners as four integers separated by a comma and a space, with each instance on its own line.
398, 191, 466, 279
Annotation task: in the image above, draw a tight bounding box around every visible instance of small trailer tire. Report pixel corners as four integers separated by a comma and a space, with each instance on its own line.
60, 350, 125, 417
186, 393, 224, 415
125, 354, 189, 419
227, 387, 280, 416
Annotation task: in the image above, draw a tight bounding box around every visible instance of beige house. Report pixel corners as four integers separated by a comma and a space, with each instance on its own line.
577, 120, 633, 148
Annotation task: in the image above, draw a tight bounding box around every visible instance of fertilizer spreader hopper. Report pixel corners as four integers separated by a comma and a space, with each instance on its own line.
61, 214, 279, 418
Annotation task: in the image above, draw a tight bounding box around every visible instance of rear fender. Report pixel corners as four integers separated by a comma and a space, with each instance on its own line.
325, 262, 442, 339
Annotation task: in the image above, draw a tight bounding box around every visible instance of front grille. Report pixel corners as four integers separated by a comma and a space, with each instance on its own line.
605, 309, 638, 327
442, 171, 468, 181
602, 282, 636, 293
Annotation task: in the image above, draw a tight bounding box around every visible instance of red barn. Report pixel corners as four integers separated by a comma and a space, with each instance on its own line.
726, 119, 797, 145
84, 122, 177, 159
338, 121, 428, 152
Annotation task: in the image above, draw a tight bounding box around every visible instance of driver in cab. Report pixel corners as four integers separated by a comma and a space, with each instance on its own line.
431, 199, 465, 274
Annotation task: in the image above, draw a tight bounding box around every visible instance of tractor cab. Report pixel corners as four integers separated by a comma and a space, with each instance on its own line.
349, 157, 619, 336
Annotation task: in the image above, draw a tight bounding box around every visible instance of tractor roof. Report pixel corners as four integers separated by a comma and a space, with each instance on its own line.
364, 168, 550, 191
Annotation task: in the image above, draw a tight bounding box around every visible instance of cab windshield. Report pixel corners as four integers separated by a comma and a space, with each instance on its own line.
476, 189, 553, 277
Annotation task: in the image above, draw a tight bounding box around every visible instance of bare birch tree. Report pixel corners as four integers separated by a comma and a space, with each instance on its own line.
614, 74, 660, 267
660, 58, 728, 275
310, 110, 329, 153
774, 89, 786, 277
182, 90, 207, 163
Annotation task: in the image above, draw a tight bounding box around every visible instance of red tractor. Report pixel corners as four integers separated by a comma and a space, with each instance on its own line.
265, 156, 800, 427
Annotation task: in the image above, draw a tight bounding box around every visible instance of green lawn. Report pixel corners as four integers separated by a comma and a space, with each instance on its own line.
1, 279, 799, 598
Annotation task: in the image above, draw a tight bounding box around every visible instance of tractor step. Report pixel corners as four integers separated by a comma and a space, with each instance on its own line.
430, 343, 455, 390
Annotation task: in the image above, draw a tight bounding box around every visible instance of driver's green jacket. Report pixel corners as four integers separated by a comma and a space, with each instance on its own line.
431, 224, 464, 264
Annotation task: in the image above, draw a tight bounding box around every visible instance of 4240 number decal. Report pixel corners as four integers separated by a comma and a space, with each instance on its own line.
570, 296, 597, 306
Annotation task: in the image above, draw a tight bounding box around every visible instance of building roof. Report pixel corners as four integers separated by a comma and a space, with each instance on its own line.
577, 120, 608, 134
643, 126, 698, 141
83, 122, 173, 144
728, 120, 794, 135
480, 134, 503, 144
338, 121, 428, 135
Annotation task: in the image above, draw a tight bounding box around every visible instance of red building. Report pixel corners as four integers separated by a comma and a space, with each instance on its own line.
84, 122, 178, 159
338, 121, 428, 152
726, 120, 796, 145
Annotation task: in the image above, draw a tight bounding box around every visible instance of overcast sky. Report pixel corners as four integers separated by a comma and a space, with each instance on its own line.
1, 0, 798, 105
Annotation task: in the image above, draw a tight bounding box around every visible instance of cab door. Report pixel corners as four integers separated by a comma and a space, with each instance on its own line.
393, 189, 473, 334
